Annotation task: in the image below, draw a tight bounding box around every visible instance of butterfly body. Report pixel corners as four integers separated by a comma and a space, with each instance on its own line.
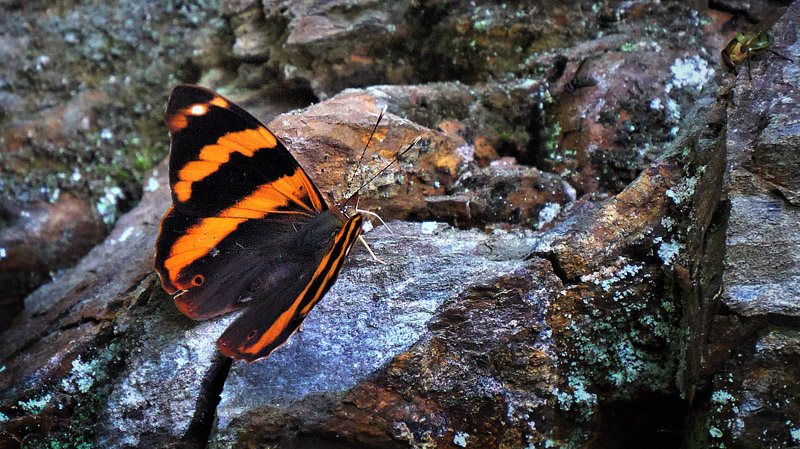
155, 85, 364, 362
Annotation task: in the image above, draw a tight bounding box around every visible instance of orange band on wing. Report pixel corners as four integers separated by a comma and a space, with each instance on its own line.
164, 172, 320, 288
164, 216, 248, 285
298, 217, 362, 316
209, 96, 229, 109
174, 127, 279, 202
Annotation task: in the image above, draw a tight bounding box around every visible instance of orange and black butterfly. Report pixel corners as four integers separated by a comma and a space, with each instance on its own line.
154, 84, 364, 363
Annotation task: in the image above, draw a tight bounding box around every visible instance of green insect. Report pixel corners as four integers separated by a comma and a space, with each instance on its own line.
720, 30, 793, 79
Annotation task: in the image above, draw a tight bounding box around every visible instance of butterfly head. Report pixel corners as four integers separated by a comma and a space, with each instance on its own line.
335, 191, 360, 219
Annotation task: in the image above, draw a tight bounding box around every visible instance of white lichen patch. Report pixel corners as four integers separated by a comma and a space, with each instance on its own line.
117, 226, 135, 243
712, 390, 736, 405
61, 357, 98, 394
19, 393, 52, 414
420, 221, 439, 234
453, 432, 469, 447
538, 203, 561, 226
580, 263, 643, 291
143, 176, 160, 192
665, 176, 698, 205
555, 376, 597, 412
669, 55, 714, 91
97, 186, 125, 225
657, 240, 682, 265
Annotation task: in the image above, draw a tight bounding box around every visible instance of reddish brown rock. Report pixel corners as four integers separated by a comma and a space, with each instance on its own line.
359, 81, 549, 169
268, 90, 467, 221
0, 195, 106, 330
219, 0, 614, 98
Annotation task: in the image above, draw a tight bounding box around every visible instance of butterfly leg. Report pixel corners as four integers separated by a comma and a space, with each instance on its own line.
358, 235, 387, 265
355, 208, 395, 235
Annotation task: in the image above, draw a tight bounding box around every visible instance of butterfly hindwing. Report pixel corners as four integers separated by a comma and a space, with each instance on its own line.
217, 213, 364, 362
156, 211, 310, 319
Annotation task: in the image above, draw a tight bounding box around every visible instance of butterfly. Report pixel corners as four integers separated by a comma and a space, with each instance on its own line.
154, 84, 365, 363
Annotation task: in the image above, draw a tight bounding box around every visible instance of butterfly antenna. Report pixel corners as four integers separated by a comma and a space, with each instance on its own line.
345, 136, 421, 206
345, 105, 388, 196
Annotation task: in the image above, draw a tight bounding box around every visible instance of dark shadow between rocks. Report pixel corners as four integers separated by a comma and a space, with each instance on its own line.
591, 393, 689, 449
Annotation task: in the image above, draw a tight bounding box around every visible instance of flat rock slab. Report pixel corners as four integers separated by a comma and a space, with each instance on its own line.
725, 195, 800, 317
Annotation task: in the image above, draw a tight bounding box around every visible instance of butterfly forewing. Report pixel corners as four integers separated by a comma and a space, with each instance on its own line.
154, 86, 363, 362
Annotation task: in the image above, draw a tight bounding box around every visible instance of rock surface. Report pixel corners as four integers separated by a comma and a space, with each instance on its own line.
683, 3, 800, 448
2, 0, 799, 449
0, 196, 106, 331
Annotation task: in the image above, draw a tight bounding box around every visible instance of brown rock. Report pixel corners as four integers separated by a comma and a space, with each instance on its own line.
0, 195, 106, 330
229, 5, 272, 62
426, 158, 571, 229
268, 90, 466, 220
681, 4, 800, 448
472, 135, 499, 166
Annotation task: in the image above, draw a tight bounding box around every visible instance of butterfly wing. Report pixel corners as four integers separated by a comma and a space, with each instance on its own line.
217, 213, 364, 362
154, 84, 328, 320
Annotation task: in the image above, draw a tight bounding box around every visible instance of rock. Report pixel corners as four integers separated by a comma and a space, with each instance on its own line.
0, 90, 530, 447
220, 0, 627, 98
681, 3, 800, 448
2, 1, 797, 448
0, 167, 172, 447
0, 195, 106, 331
0, 0, 227, 320
359, 81, 548, 169
267, 89, 468, 221
212, 223, 542, 447
426, 158, 571, 229
693, 328, 800, 449
220, 1, 720, 199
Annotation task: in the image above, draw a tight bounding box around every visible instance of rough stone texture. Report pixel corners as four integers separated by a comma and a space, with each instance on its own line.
682, 3, 800, 449
356, 81, 551, 168
0, 91, 537, 448
723, 3, 800, 318
212, 259, 562, 449
213, 222, 540, 445
0, 196, 106, 331
0, 0, 726, 326
222, 1, 721, 198
0, 0, 229, 333
711, 0, 793, 23
2, 0, 798, 448
425, 158, 572, 229
267, 90, 467, 221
